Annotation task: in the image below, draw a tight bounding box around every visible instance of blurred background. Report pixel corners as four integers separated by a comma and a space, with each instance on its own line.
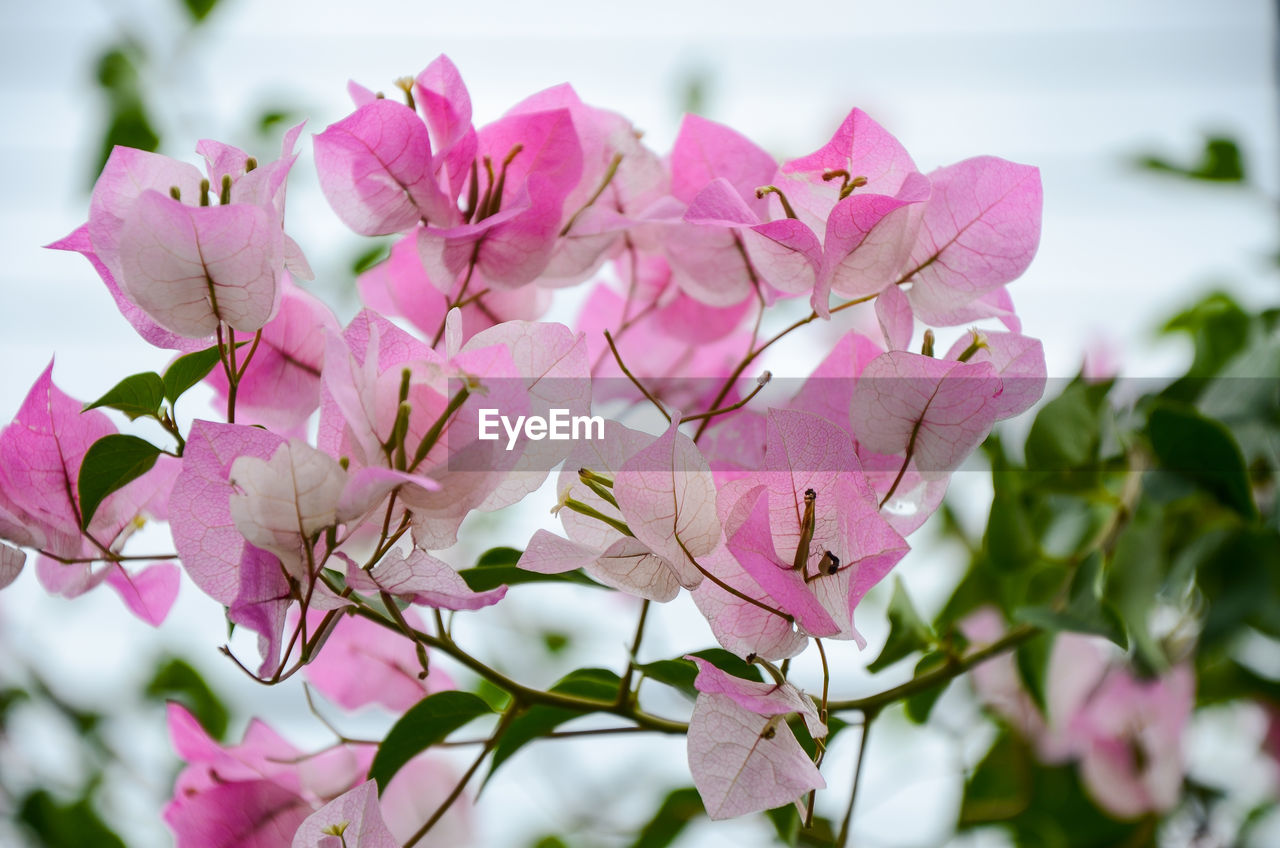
0, 1, 1276, 846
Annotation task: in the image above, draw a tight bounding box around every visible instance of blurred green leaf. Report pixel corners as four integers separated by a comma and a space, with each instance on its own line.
1138, 135, 1246, 183
1103, 506, 1168, 672
17, 790, 127, 848
182, 0, 222, 24
1160, 292, 1252, 402
1194, 526, 1280, 649
629, 786, 704, 848
352, 242, 392, 274
867, 577, 935, 673
487, 668, 620, 782
1148, 401, 1257, 518
84, 372, 165, 421
1024, 379, 1113, 478
905, 651, 950, 723
145, 657, 229, 740
370, 691, 493, 791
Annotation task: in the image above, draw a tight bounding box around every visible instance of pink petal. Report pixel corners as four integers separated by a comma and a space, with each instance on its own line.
119, 191, 283, 337
850, 351, 1003, 473
170, 420, 286, 604
293, 780, 398, 848
104, 561, 180, 626
346, 548, 506, 611
0, 542, 24, 589
614, 417, 719, 589
904, 156, 1042, 321
314, 99, 453, 235
875, 284, 914, 351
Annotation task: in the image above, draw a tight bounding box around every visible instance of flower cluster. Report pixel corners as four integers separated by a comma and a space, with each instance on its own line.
0, 54, 1055, 843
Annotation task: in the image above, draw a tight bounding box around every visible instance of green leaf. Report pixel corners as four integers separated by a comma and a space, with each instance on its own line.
182, 0, 221, 23
18, 790, 127, 848
904, 651, 950, 723
628, 786, 704, 848
77, 434, 162, 528
144, 657, 229, 741
1138, 136, 1246, 183
1024, 379, 1112, 475
1160, 291, 1252, 400
1148, 401, 1257, 518
352, 242, 392, 274
370, 691, 493, 791
867, 577, 935, 673
1014, 603, 1126, 649
487, 668, 620, 781
84, 372, 165, 421
457, 547, 604, 592
1194, 526, 1280, 650
765, 804, 800, 847
162, 342, 246, 405
1103, 505, 1168, 672
635, 648, 763, 700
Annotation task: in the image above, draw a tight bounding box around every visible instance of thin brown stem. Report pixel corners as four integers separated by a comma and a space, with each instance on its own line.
603, 329, 670, 422
836, 711, 876, 848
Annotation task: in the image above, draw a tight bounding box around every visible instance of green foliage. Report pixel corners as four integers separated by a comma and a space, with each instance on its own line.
84, 372, 165, 421
960, 731, 1156, 847
77, 434, 162, 528
17, 790, 127, 848
1138, 135, 1246, 183
867, 577, 935, 673
370, 691, 494, 791
1148, 401, 1256, 518
628, 787, 704, 848
487, 668, 622, 781
144, 657, 229, 740
181, 0, 222, 23
163, 343, 243, 406
92, 45, 160, 181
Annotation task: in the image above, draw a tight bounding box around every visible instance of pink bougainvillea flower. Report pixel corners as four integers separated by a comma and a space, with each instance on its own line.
416, 107, 584, 289
506, 83, 667, 285
686, 657, 825, 819
772, 108, 919, 237
344, 547, 507, 611
357, 235, 550, 349
205, 277, 340, 430
301, 606, 454, 713
228, 439, 347, 569
723, 409, 909, 646
811, 171, 931, 318
292, 780, 398, 848
1069, 663, 1194, 819
413, 54, 478, 201
118, 189, 284, 338
681, 177, 823, 302
0, 363, 179, 624
943, 331, 1047, 420
318, 309, 529, 550
659, 114, 780, 307
62, 130, 305, 347
902, 156, 1043, 325
690, 543, 810, 661
850, 350, 1004, 475
520, 421, 683, 602
170, 420, 329, 670
314, 98, 455, 236
614, 416, 720, 590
